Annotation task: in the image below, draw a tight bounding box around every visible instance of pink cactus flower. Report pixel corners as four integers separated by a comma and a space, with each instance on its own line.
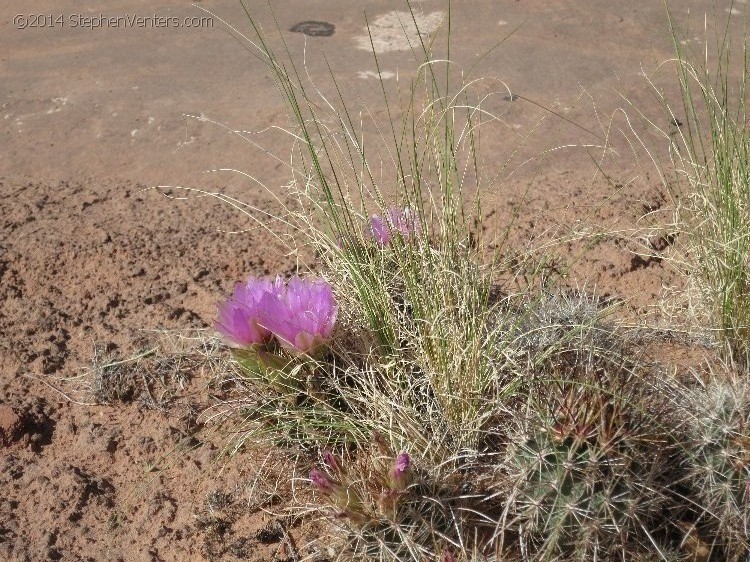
388, 207, 421, 237
216, 275, 336, 354
369, 214, 390, 246
369, 207, 421, 246
214, 277, 280, 347
259, 276, 338, 354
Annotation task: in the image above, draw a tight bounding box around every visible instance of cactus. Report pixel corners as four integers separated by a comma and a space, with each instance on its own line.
308, 439, 486, 561
500, 365, 676, 560
683, 377, 750, 560
309, 439, 417, 527
506, 430, 650, 559
516, 290, 617, 368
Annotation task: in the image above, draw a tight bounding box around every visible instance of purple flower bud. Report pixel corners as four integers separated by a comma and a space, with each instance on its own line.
394, 452, 410, 475
391, 452, 412, 491
310, 468, 335, 494
310, 467, 364, 516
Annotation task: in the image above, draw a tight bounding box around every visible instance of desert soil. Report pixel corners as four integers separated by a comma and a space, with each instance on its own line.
0, 1, 739, 560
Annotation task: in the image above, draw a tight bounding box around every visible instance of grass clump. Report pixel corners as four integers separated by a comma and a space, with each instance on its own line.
659, 7, 750, 367
87, 331, 224, 409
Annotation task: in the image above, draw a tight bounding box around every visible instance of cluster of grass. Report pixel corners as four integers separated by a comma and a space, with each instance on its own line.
671, 11, 750, 367
638, 6, 750, 368
86, 330, 226, 410
191, 2, 750, 560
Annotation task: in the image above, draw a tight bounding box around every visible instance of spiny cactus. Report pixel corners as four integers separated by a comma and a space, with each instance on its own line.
516, 290, 617, 365
498, 364, 678, 560
505, 429, 654, 559
309, 437, 416, 527
308, 436, 495, 561
683, 376, 750, 561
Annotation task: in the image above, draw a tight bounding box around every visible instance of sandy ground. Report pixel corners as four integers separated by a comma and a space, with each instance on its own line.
0, 1, 742, 560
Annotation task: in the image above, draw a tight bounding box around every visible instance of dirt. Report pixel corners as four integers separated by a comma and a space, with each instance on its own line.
0, 1, 739, 560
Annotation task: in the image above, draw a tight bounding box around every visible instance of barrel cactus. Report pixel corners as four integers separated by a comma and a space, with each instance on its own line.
683, 376, 750, 560
499, 365, 677, 560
